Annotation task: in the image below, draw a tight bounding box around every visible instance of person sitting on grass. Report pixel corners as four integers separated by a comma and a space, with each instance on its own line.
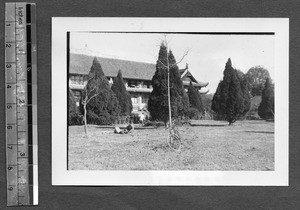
124, 122, 134, 134
114, 121, 134, 134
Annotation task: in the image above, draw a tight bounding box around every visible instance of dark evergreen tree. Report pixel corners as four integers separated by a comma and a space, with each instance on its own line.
148, 43, 189, 124
68, 89, 79, 125
188, 81, 204, 114
84, 57, 121, 125
237, 70, 251, 117
211, 58, 245, 125
258, 78, 274, 119
148, 43, 169, 122
111, 70, 133, 115
168, 50, 190, 118
211, 80, 224, 117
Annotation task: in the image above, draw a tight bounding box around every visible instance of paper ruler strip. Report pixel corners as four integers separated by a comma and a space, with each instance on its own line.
5, 2, 38, 206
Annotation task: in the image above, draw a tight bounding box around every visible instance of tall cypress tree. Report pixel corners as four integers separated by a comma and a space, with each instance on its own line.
258, 78, 274, 119
237, 70, 251, 117
148, 43, 189, 123
168, 50, 189, 118
211, 58, 245, 125
148, 43, 169, 122
111, 70, 133, 116
84, 57, 121, 125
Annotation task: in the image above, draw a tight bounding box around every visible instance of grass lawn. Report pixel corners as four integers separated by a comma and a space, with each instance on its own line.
68, 120, 274, 171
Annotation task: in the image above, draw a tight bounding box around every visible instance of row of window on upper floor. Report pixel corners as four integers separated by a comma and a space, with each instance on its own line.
72, 89, 149, 104
131, 97, 148, 104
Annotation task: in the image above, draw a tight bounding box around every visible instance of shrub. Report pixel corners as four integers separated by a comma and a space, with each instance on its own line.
187, 107, 202, 120
87, 110, 112, 125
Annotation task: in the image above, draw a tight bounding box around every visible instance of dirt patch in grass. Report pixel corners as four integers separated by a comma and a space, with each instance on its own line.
68, 120, 274, 171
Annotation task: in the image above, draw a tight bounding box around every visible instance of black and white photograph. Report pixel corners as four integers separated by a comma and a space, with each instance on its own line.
52, 18, 288, 185
68, 32, 275, 171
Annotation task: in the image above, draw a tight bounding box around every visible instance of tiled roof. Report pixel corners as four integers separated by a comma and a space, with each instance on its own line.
70, 53, 156, 80
69, 53, 208, 87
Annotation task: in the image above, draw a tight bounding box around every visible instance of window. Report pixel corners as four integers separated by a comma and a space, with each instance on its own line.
141, 82, 147, 88
74, 91, 81, 97
73, 91, 81, 99
132, 97, 139, 104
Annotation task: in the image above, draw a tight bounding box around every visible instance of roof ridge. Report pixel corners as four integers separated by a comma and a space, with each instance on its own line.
72, 52, 156, 66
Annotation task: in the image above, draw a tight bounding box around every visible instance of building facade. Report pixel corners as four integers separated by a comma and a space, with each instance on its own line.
69, 53, 208, 112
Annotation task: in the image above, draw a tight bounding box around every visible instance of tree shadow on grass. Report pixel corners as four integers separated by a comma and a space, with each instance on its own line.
244, 131, 274, 134
189, 124, 227, 127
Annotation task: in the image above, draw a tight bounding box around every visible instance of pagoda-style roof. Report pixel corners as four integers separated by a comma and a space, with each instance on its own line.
180, 64, 209, 87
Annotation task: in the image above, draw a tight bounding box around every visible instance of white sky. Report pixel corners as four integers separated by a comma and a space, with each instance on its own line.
70, 32, 274, 93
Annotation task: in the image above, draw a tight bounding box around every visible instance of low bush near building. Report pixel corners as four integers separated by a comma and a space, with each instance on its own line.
187, 107, 203, 120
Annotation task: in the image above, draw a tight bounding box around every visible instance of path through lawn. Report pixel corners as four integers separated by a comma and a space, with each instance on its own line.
68, 120, 274, 170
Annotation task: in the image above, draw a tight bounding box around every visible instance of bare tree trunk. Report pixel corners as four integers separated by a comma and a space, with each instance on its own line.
166, 43, 171, 127
81, 75, 100, 137
166, 41, 173, 143
83, 102, 87, 136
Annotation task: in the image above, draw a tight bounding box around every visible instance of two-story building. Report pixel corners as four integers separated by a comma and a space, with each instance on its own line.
69, 53, 208, 112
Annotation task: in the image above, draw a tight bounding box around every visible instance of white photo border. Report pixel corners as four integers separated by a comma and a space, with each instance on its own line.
52, 18, 289, 186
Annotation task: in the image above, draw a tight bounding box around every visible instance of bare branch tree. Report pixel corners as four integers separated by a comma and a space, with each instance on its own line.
173, 49, 190, 66
81, 75, 100, 137
154, 49, 190, 69
161, 35, 189, 135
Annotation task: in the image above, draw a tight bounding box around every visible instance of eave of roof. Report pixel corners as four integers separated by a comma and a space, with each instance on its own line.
199, 89, 209, 94
182, 81, 209, 87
